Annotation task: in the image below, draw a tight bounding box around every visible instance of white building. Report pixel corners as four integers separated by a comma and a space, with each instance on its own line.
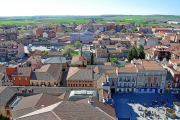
43, 32, 48, 38
117, 67, 137, 93
146, 37, 158, 46
137, 38, 146, 47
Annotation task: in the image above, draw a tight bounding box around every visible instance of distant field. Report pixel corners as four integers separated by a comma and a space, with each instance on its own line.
0, 15, 180, 26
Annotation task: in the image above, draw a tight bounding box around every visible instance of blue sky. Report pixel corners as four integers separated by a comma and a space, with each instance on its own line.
1, 0, 180, 16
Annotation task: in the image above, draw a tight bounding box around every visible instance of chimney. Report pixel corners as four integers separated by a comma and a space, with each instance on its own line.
41, 105, 45, 108
88, 96, 93, 105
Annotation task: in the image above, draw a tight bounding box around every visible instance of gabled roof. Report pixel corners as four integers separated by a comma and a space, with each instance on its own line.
67, 67, 93, 80
31, 64, 62, 80
44, 57, 66, 64
12, 93, 62, 111
71, 56, 87, 65
0, 87, 15, 106
16, 101, 117, 120
77, 98, 116, 118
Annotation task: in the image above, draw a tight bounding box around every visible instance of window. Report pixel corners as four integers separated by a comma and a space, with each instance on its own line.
25, 78, 27, 81
6, 110, 10, 115
13, 77, 15, 80
176, 77, 178, 82
175, 83, 177, 88
146, 72, 148, 76
163, 72, 166, 76
19, 78, 21, 81
158, 72, 161, 76
79, 84, 81, 87
152, 72, 154, 76
146, 77, 148, 81
161, 83, 164, 87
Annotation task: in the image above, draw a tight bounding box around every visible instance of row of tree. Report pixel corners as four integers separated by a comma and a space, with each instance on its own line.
120, 28, 138, 33
127, 45, 145, 62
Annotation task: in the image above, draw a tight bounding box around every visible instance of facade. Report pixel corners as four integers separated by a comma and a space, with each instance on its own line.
135, 60, 167, 93
0, 41, 24, 60
117, 67, 137, 93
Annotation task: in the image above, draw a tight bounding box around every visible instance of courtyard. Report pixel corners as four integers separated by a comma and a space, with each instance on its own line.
113, 93, 180, 120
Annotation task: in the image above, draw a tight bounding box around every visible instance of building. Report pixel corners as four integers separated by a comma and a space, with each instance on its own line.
137, 38, 146, 47
135, 60, 167, 93
0, 86, 101, 119
30, 64, 62, 87
71, 56, 87, 67
5, 67, 32, 86
145, 45, 171, 61
117, 67, 138, 93
0, 28, 18, 41
44, 57, 67, 71
146, 37, 158, 46
164, 59, 180, 93
0, 41, 24, 60
15, 98, 117, 120
11, 93, 62, 119
95, 45, 129, 59
80, 45, 91, 58
33, 28, 43, 36
152, 28, 173, 33
25, 56, 42, 70
66, 67, 94, 88
137, 26, 153, 33
43, 31, 56, 38
70, 31, 96, 43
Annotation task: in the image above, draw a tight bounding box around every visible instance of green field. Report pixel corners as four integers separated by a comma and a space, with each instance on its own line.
0, 15, 180, 26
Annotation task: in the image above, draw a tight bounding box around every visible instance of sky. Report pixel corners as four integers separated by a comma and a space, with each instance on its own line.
0, 0, 180, 16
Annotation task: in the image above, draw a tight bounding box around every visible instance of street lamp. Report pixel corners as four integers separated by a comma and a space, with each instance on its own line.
168, 81, 171, 93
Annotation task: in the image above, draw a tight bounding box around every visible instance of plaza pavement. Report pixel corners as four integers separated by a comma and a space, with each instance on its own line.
113, 93, 180, 120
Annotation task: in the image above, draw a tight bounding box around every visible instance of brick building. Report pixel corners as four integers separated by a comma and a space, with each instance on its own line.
5, 67, 32, 86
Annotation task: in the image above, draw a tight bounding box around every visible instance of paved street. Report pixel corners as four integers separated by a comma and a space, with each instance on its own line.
113, 93, 180, 120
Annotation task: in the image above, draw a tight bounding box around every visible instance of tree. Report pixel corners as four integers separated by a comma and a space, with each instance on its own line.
132, 47, 138, 59
37, 35, 40, 38
107, 53, 111, 62
62, 45, 75, 57
0, 114, 8, 120
70, 45, 75, 48
63, 30, 68, 33
120, 29, 126, 33
80, 46, 82, 56
74, 41, 82, 49
90, 53, 94, 65
127, 50, 133, 62
111, 58, 118, 64
132, 28, 138, 32
138, 45, 145, 59
20, 29, 25, 33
